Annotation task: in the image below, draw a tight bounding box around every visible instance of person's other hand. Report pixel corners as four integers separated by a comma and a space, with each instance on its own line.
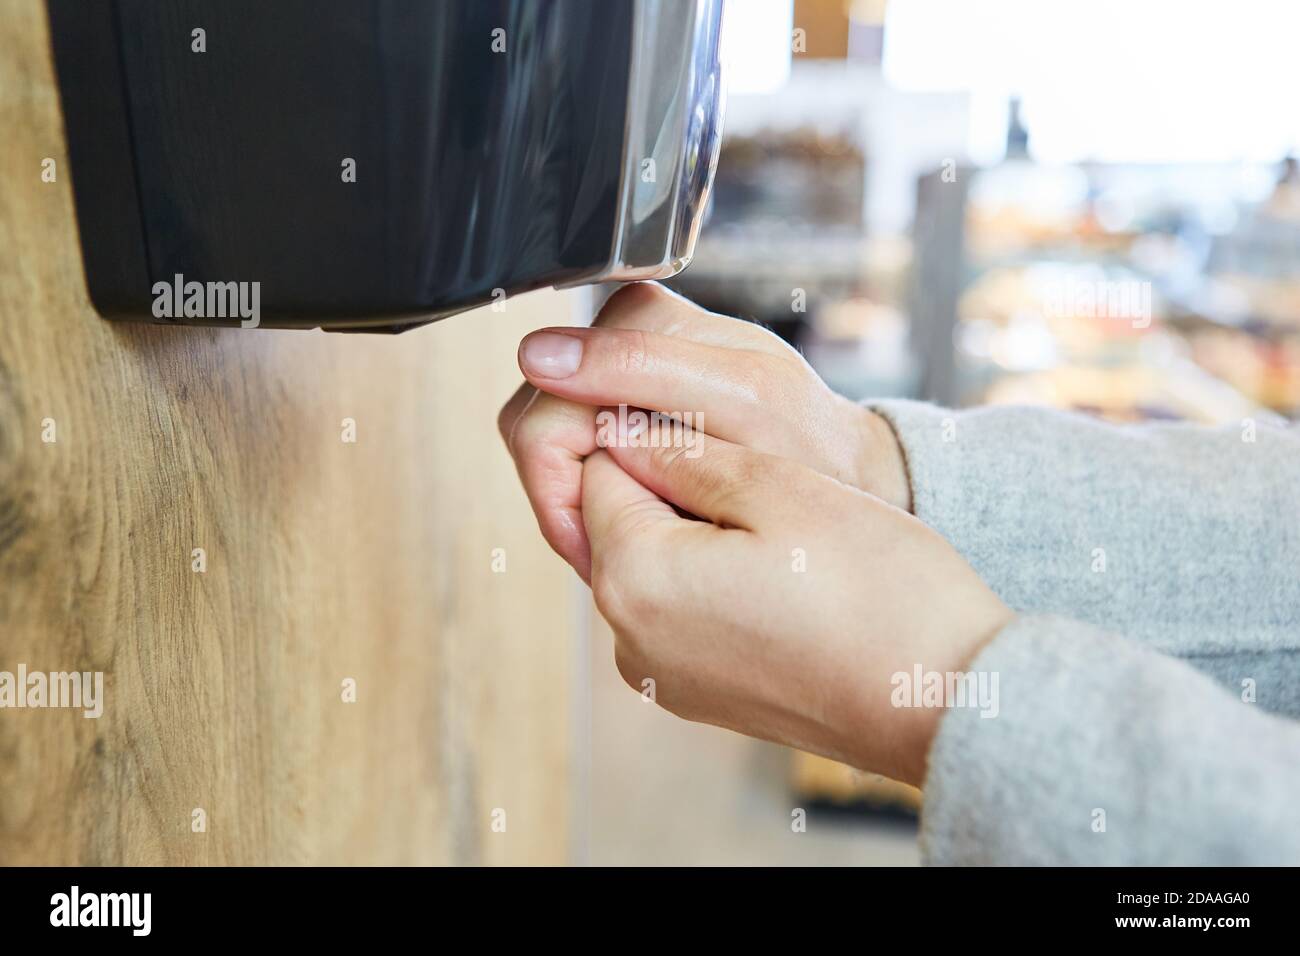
498, 282, 909, 582
580, 428, 1012, 787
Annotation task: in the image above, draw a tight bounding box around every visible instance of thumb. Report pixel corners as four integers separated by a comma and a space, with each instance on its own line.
601, 414, 799, 531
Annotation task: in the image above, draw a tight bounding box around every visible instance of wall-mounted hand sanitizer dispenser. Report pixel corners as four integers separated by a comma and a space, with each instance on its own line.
47, 0, 725, 331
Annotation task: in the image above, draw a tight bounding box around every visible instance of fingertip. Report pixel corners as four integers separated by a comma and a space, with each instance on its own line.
534, 504, 592, 580
519, 330, 584, 380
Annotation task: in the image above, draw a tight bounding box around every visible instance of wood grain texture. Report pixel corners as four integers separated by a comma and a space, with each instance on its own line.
0, 0, 579, 865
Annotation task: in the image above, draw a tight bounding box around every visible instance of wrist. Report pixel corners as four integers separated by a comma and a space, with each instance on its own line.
835, 597, 1015, 789
897, 602, 1016, 787
848, 402, 911, 513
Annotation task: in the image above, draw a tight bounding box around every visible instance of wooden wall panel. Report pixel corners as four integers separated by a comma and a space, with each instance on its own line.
0, 0, 579, 866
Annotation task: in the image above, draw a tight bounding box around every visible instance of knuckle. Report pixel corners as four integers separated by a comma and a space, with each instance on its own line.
735, 351, 799, 409
724, 450, 768, 488
507, 395, 582, 458
497, 389, 535, 449
712, 459, 762, 513
653, 435, 693, 471
747, 450, 799, 492
506, 405, 547, 457
714, 447, 791, 511
733, 362, 771, 408
653, 438, 709, 491
612, 328, 652, 377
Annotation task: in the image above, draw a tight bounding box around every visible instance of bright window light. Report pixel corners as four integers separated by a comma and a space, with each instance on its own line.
721, 0, 794, 95
882, 0, 1300, 163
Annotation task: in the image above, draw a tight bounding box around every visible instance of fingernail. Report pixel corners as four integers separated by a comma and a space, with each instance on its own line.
521, 332, 583, 378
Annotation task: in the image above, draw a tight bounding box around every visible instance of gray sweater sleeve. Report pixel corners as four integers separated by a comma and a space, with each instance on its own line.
870, 399, 1300, 666
867, 400, 1300, 864
922, 615, 1300, 865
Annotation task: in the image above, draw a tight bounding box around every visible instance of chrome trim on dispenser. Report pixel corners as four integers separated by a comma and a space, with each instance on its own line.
560, 0, 726, 288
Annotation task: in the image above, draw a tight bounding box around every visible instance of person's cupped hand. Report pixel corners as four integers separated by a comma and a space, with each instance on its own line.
498, 282, 1012, 783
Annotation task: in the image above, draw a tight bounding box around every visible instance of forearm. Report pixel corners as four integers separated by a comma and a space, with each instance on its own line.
869, 399, 1300, 656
